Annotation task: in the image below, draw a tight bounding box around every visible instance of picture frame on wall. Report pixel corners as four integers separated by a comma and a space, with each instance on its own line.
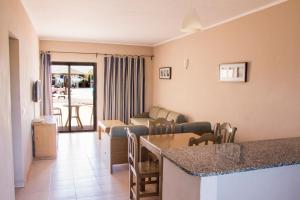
159, 67, 172, 79
219, 62, 247, 82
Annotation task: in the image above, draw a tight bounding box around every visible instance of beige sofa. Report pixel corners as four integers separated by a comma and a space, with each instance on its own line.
130, 106, 186, 126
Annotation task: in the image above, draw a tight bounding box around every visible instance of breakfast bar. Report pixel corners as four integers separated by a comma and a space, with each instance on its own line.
161, 137, 300, 200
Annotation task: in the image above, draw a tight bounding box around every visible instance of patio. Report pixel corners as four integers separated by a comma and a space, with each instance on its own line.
52, 88, 95, 132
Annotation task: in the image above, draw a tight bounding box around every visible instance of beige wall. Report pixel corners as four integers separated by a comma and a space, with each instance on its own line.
0, 0, 40, 199
39, 40, 153, 121
9, 38, 23, 188
153, 0, 300, 142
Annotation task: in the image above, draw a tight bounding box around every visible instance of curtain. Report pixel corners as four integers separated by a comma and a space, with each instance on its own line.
103, 56, 145, 124
40, 52, 53, 115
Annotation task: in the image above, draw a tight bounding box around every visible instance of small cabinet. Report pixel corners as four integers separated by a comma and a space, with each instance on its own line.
32, 116, 57, 159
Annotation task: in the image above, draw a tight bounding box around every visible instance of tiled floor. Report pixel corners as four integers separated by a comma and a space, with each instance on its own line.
15, 132, 158, 200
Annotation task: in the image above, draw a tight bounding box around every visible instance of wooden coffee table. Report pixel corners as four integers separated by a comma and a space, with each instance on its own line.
98, 120, 125, 140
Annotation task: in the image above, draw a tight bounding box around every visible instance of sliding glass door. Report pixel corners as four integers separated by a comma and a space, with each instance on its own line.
51, 62, 97, 133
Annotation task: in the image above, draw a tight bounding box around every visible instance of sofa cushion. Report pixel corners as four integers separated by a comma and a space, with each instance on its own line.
110, 125, 148, 137
175, 124, 183, 133
149, 106, 161, 119
156, 109, 170, 119
130, 118, 149, 126
167, 111, 186, 123
127, 125, 149, 137
181, 122, 212, 135
110, 125, 128, 137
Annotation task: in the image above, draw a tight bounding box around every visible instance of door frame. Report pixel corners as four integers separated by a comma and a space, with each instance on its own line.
51, 61, 97, 132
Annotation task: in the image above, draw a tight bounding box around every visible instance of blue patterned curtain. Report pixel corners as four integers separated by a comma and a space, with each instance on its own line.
103, 56, 145, 124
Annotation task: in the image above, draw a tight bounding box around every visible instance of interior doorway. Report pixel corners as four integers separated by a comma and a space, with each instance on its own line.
51, 62, 97, 133
9, 37, 24, 188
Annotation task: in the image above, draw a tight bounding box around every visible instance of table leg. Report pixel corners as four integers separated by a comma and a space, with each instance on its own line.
99, 128, 103, 140
59, 115, 63, 127
76, 106, 83, 128
65, 106, 73, 127
65, 117, 69, 127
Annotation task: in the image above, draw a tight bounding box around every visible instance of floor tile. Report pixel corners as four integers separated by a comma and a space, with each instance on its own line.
75, 186, 103, 199
74, 178, 98, 189
15, 132, 143, 200
50, 179, 75, 191
49, 189, 76, 200
20, 192, 49, 200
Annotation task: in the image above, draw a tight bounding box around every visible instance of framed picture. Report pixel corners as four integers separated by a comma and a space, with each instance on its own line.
219, 62, 247, 82
159, 67, 172, 79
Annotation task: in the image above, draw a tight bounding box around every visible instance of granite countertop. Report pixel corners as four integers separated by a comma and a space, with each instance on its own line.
162, 137, 300, 177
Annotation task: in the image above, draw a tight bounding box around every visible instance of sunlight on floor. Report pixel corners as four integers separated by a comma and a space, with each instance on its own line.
15, 132, 158, 200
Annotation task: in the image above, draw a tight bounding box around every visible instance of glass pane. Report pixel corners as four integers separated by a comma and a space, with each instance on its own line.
51, 65, 69, 132
70, 65, 95, 131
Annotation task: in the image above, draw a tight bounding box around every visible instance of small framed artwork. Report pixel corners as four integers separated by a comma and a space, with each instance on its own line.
159, 67, 172, 79
219, 62, 247, 82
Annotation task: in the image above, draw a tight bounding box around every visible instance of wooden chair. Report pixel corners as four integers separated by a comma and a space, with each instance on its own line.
127, 128, 160, 200
52, 107, 63, 126
188, 133, 222, 146
148, 118, 176, 135
214, 122, 237, 143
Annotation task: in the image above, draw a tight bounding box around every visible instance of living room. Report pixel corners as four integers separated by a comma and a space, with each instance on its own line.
1, 0, 300, 200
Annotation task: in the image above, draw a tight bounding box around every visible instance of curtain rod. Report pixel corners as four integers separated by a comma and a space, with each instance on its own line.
41, 50, 154, 59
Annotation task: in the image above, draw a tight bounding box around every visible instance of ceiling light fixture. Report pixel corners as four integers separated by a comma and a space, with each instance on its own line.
180, 0, 202, 33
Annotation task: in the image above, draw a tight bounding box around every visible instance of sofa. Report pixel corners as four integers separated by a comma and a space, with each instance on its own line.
105, 121, 212, 173
129, 106, 186, 126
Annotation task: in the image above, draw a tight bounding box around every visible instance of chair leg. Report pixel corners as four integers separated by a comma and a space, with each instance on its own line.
65, 117, 69, 127
156, 176, 160, 195
140, 178, 145, 192
136, 177, 140, 200
129, 169, 133, 199
60, 115, 63, 127
55, 116, 59, 126
78, 117, 83, 128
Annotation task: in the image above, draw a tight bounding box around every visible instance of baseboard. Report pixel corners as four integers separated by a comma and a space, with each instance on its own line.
15, 180, 25, 188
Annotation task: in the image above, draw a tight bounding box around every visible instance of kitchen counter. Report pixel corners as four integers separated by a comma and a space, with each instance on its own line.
162, 137, 300, 177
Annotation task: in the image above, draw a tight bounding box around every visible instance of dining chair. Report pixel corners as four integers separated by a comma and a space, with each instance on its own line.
127, 128, 160, 200
52, 107, 63, 126
148, 118, 176, 135
214, 122, 237, 143
188, 133, 222, 146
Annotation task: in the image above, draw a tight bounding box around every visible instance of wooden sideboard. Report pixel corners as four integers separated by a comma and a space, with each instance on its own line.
32, 116, 57, 159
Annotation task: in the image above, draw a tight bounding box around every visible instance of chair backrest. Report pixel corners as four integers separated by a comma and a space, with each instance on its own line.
126, 127, 139, 173
181, 122, 212, 136
214, 122, 237, 143
148, 118, 176, 135
188, 133, 221, 146
213, 123, 220, 135
53, 107, 62, 115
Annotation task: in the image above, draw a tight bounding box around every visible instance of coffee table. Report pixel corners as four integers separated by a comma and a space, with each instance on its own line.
98, 120, 125, 140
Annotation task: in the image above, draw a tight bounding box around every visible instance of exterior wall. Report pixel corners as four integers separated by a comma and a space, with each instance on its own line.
39, 40, 153, 121
153, 0, 300, 142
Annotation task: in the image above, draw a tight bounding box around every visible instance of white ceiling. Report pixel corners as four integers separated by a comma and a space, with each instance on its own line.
21, 0, 286, 46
